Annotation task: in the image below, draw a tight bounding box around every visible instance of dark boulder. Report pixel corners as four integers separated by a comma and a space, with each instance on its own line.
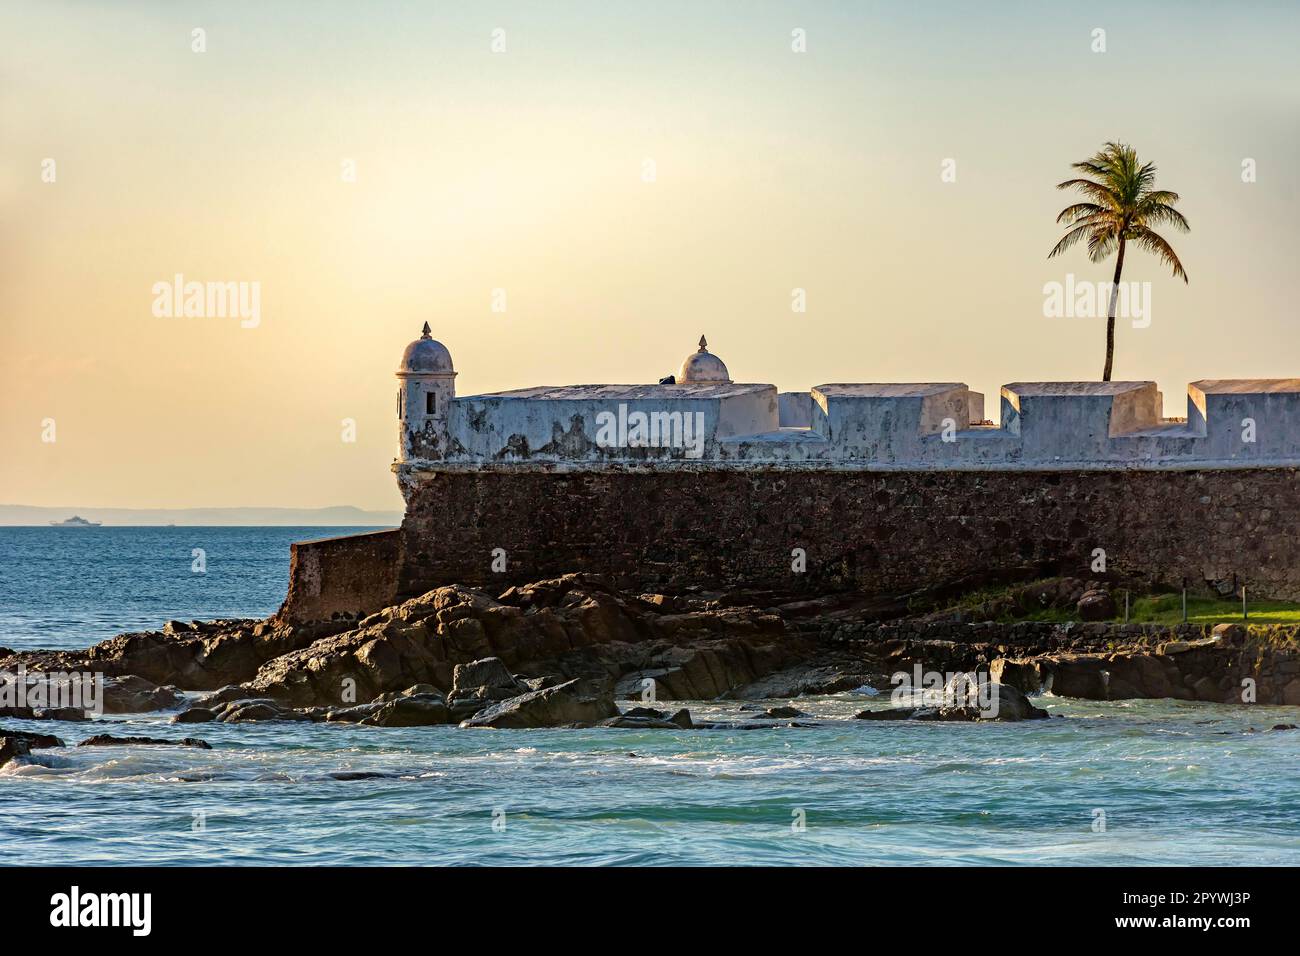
101, 675, 186, 713
461, 679, 619, 729
752, 706, 807, 719
360, 694, 452, 727
1076, 588, 1116, 622
856, 683, 1047, 721
0, 727, 65, 749
0, 706, 88, 721
213, 699, 310, 723
172, 707, 217, 723
0, 736, 33, 768
77, 734, 211, 749
448, 657, 528, 703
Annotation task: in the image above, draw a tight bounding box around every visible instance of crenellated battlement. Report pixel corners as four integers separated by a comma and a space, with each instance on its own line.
390, 328, 1300, 482
395, 378, 1300, 480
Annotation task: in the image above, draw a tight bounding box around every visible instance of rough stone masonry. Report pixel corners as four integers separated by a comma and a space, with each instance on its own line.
276, 329, 1300, 623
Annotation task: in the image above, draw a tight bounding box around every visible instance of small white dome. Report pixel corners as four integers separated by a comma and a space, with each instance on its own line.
679, 335, 730, 384
399, 322, 454, 374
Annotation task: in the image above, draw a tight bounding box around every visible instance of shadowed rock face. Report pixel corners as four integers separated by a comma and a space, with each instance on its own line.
0, 736, 31, 768
460, 679, 619, 729
0, 618, 351, 692
855, 683, 1048, 722
77, 734, 211, 749
10, 572, 1300, 730
218, 575, 799, 709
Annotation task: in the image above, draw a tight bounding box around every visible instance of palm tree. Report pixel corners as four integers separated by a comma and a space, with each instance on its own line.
1048, 142, 1189, 381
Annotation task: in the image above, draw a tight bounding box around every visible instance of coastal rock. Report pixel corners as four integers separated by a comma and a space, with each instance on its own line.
212, 699, 311, 723
0, 617, 349, 692
1076, 588, 1116, 622
854, 683, 1046, 721
988, 658, 1042, 695
461, 678, 619, 729
227, 576, 793, 709
725, 659, 883, 700
0, 736, 32, 769
981, 682, 1049, 720
612, 637, 804, 701
448, 657, 529, 706
359, 694, 452, 727
599, 707, 694, 729
855, 707, 920, 721
0, 727, 65, 749
320, 702, 384, 723
1211, 623, 1247, 646
172, 707, 217, 723
101, 675, 185, 713
621, 706, 666, 719
372, 683, 442, 704
0, 706, 88, 721
751, 706, 808, 719
77, 734, 211, 749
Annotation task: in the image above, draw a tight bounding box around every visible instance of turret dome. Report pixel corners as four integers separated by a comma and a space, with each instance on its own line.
678, 335, 730, 384
399, 322, 454, 374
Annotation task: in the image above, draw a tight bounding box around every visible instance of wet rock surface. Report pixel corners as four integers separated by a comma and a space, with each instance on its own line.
855, 682, 1048, 722
77, 734, 212, 749
0, 736, 32, 768
461, 678, 619, 729
7, 575, 1299, 740
0, 727, 65, 749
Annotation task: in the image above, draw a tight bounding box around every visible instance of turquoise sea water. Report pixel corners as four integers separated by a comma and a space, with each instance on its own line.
2, 528, 1298, 866
0, 527, 386, 651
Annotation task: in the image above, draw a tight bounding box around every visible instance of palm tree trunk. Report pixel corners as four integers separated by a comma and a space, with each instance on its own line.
1103, 238, 1126, 381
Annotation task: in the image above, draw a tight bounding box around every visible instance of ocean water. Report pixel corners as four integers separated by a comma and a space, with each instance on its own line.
2, 528, 1299, 866
0, 527, 386, 651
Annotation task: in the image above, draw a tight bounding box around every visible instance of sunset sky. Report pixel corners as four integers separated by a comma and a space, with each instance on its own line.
2, 0, 1297, 511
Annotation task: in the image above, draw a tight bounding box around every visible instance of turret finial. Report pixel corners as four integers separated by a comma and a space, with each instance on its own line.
698, 335, 708, 352
421, 321, 432, 338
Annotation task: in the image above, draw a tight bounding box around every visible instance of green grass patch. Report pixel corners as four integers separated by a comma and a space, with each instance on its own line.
991, 593, 1300, 625
1125, 594, 1300, 625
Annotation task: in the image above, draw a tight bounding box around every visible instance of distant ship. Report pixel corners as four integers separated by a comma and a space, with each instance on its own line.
49, 515, 102, 527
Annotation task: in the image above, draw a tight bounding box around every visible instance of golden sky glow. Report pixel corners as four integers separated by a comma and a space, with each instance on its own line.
2, 1, 1298, 510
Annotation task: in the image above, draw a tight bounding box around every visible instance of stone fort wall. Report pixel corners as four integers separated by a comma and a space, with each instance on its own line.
279, 465, 1300, 622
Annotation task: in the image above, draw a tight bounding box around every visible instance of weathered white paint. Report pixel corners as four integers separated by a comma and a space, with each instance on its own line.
395, 331, 1300, 471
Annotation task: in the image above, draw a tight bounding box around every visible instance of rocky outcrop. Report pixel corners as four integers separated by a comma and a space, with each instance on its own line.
358, 693, 451, 727
10, 573, 1300, 734
0, 618, 350, 692
725, 659, 883, 699
461, 678, 619, 728
77, 734, 211, 749
201, 576, 795, 710
0, 706, 88, 722
1076, 588, 1117, 621
1, 675, 185, 719
445, 657, 530, 719
988, 625, 1300, 704
101, 675, 186, 713
0, 727, 65, 749
0, 736, 31, 769
855, 682, 1048, 722
599, 707, 694, 729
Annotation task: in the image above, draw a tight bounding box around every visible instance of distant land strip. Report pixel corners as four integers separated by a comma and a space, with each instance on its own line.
0, 505, 403, 527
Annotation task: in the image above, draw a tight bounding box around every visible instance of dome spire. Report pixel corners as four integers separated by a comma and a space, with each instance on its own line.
679, 334, 730, 384
421, 321, 432, 339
